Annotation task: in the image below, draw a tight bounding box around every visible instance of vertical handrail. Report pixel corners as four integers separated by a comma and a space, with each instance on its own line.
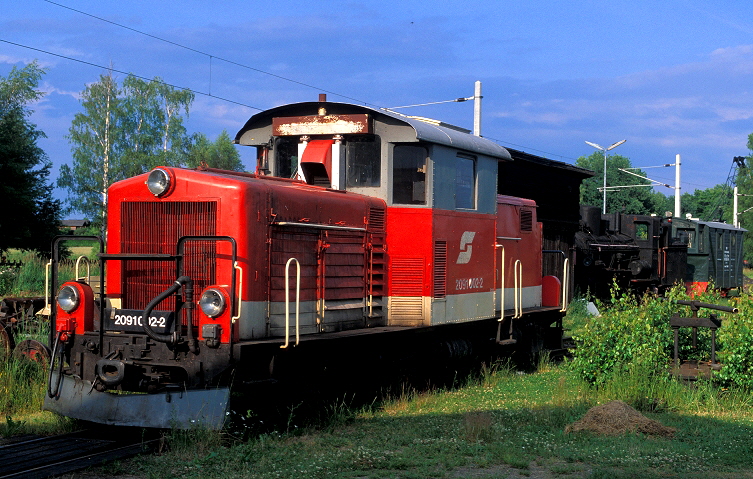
368, 245, 373, 318
495, 244, 505, 321
560, 258, 570, 312
231, 261, 243, 324
75, 255, 91, 283
281, 258, 301, 349
40, 260, 52, 316
513, 260, 523, 319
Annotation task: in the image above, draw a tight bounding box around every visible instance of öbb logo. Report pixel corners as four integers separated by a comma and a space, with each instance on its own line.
456, 231, 476, 264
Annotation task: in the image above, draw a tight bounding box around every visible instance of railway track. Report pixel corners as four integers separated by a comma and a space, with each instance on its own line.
0, 428, 159, 479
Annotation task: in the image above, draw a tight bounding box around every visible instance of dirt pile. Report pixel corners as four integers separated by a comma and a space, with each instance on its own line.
565, 400, 675, 438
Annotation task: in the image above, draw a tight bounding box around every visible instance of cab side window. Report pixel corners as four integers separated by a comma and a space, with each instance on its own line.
393, 145, 427, 205
455, 154, 476, 209
274, 137, 297, 179
346, 136, 381, 187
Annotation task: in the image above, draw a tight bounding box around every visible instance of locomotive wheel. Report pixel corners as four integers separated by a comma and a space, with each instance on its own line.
0, 321, 14, 359
12, 339, 51, 367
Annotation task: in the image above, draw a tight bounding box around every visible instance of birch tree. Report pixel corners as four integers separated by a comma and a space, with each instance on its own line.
59, 71, 120, 228
59, 73, 194, 229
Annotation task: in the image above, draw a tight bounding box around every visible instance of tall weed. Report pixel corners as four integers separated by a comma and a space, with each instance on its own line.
0, 356, 46, 416
0, 250, 86, 297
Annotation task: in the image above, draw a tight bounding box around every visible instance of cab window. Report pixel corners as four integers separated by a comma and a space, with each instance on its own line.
455, 154, 476, 209
346, 135, 381, 187
393, 145, 427, 205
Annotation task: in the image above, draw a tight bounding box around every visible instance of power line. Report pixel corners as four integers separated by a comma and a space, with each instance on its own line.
41, 0, 378, 108
484, 135, 579, 162
18, 1, 587, 162
0, 38, 263, 111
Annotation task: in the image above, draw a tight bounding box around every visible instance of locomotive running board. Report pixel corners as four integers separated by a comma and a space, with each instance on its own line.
44, 372, 230, 430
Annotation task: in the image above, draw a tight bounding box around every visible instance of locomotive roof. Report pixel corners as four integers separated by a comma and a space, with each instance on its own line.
697, 221, 747, 232
235, 101, 512, 160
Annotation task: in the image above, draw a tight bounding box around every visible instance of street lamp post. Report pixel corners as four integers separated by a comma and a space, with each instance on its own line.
585, 139, 627, 214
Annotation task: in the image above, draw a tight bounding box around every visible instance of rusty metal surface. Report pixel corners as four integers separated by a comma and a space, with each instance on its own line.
236, 101, 511, 160
273, 114, 371, 136
0, 297, 45, 325
671, 360, 720, 380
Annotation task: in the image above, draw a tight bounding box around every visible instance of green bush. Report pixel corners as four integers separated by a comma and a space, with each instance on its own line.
716, 294, 753, 389
569, 284, 736, 387
0, 269, 18, 296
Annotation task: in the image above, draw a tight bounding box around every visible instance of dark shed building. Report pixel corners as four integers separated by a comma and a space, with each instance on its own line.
498, 148, 594, 280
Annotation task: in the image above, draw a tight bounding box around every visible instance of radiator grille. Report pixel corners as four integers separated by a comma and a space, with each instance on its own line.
120, 201, 217, 311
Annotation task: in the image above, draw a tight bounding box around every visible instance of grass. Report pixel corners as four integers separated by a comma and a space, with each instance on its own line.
0, 355, 75, 439
80, 359, 752, 479
0, 247, 98, 298
2, 285, 750, 476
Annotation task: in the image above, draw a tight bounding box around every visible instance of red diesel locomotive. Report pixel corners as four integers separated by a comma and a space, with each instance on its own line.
44, 98, 571, 428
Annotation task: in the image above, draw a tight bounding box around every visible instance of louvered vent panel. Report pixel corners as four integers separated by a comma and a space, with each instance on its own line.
520, 209, 533, 232
121, 201, 217, 311
391, 258, 424, 296
390, 296, 424, 318
368, 206, 386, 231
433, 241, 447, 299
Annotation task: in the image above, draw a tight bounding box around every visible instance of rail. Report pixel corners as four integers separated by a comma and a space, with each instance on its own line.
542, 249, 570, 312
232, 261, 243, 324
560, 258, 570, 312
74, 255, 91, 283
281, 257, 301, 349
513, 260, 523, 319
495, 244, 505, 320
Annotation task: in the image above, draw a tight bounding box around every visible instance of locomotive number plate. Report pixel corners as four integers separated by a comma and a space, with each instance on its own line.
105, 309, 175, 334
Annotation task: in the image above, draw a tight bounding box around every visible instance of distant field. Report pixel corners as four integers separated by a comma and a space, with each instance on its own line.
68, 246, 94, 257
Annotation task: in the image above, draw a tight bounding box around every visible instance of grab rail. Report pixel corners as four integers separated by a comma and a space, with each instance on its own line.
495, 244, 505, 321
281, 258, 301, 349
232, 261, 243, 324
560, 258, 570, 312
513, 260, 523, 319
75, 255, 91, 283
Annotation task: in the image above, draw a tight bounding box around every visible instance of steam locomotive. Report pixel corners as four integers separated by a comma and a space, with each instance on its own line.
43, 98, 582, 429
574, 205, 746, 297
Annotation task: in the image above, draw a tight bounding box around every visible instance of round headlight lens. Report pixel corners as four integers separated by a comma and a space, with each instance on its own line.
199, 288, 226, 318
146, 168, 171, 196
58, 285, 80, 313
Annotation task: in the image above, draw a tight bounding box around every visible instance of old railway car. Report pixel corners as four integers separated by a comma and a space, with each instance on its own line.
574, 206, 746, 297
44, 97, 575, 429
668, 218, 746, 294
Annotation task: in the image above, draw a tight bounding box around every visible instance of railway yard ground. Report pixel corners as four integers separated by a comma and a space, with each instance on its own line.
1, 359, 751, 479
2, 262, 753, 478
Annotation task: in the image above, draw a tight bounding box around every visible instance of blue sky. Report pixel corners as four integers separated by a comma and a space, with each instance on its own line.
3, 0, 753, 214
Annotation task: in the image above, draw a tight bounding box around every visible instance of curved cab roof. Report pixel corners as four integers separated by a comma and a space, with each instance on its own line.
235, 101, 511, 161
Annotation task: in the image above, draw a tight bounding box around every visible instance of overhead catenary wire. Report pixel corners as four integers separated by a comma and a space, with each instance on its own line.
0, 38, 264, 111
29, 0, 583, 162
41, 0, 378, 109
12, 0, 714, 174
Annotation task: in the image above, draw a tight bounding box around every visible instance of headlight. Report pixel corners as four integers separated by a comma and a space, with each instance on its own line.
58, 285, 80, 313
199, 288, 226, 318
146, 168, 171, 196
